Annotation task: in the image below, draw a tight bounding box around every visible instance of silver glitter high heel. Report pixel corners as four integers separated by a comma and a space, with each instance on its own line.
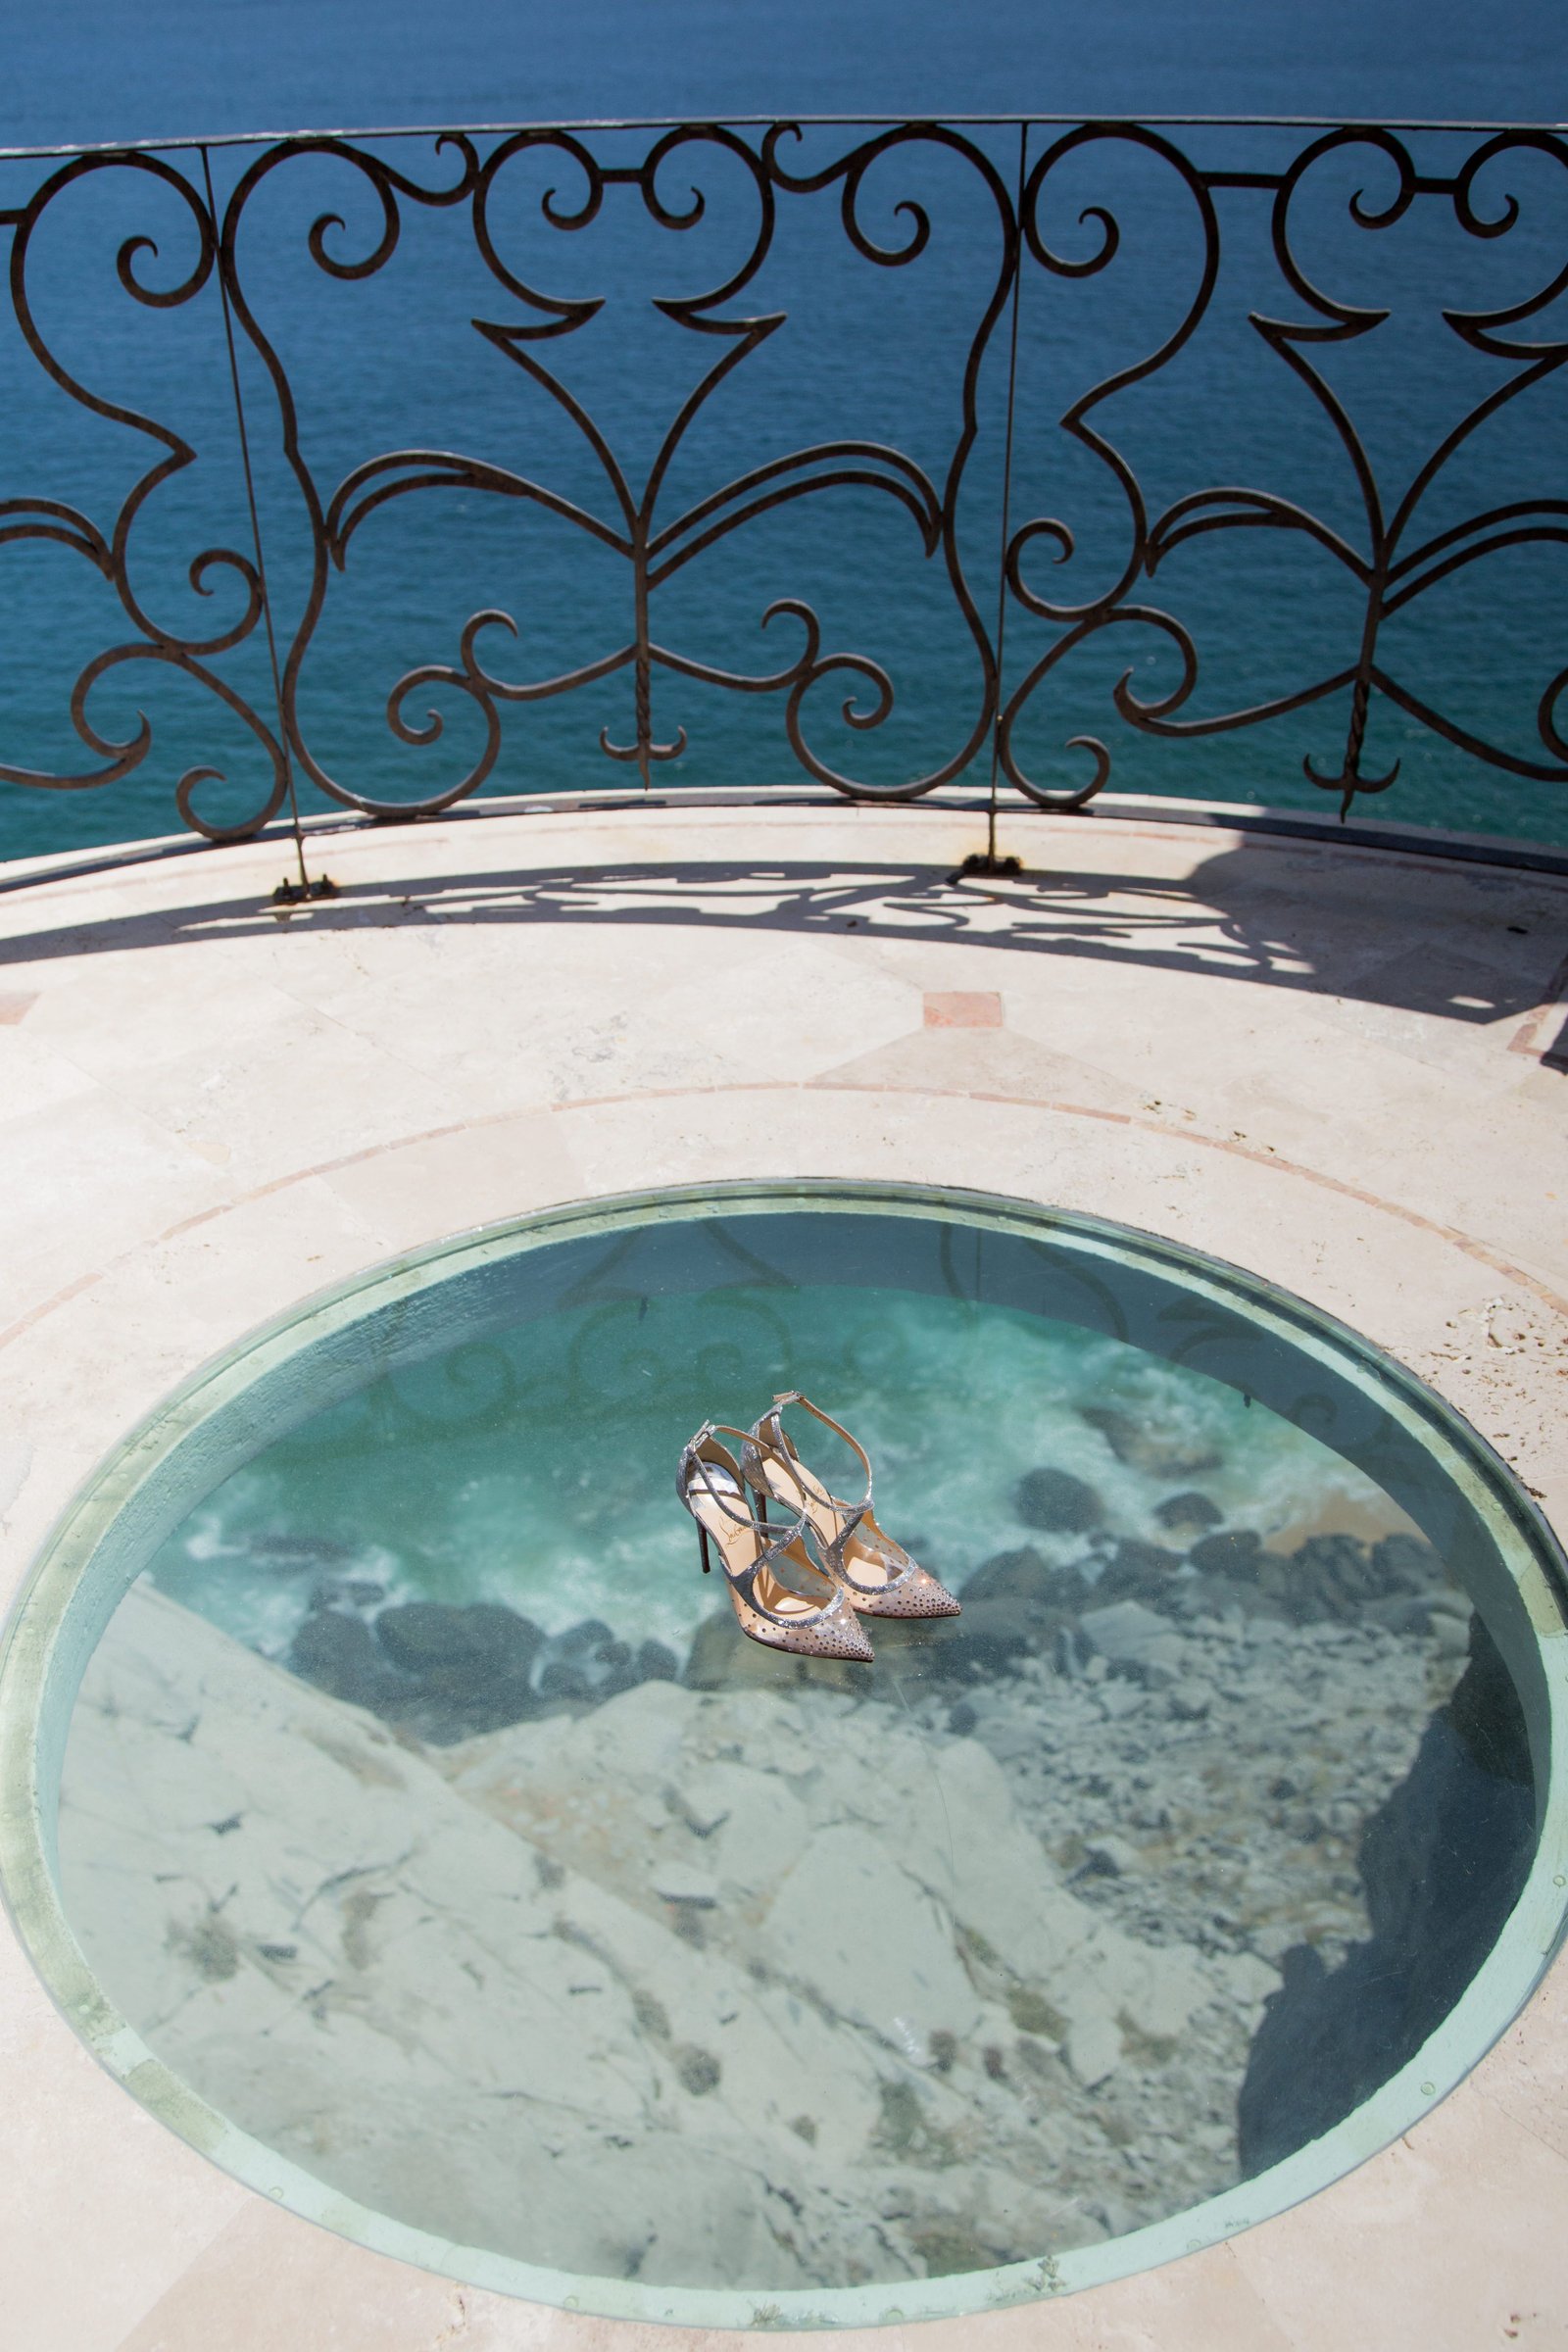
676, 1425, 874, 1662
743, 1394, 961, 1620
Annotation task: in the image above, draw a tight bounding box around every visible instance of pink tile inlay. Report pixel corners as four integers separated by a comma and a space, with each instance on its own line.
923, 990, 1003, 1029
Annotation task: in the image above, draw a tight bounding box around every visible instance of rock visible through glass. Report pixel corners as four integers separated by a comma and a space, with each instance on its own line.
56, 1205, 1538, 2292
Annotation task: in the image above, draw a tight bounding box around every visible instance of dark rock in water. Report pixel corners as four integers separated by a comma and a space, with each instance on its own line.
376, 1600, 542, 1680
1189, 1529, 1263, 1578
1267, 1533, 1446, 1629
535, 1618, 637, 1702
1014, 1468, 1104, 1535
1283, 1534, 1381, 1624
1077, 1403, 1222, 1480
964, 1545, 1049, 1604
904, 1597, 1043, 1684
962, 1547, 1091, 1616
362, 1601, 547, 1743
1237, 1615, 1535, 2176
1096, 1540, 1186, 1608
1371, 1533, 1448, 1597
888, 1550, 1097, 1689
1186, 1525, 1452, 1631
290, 1608, 404, 1712
296, 1594, 675, 1745
1153, 1492, 1223, 1536
1185, 1529, 1289, 1620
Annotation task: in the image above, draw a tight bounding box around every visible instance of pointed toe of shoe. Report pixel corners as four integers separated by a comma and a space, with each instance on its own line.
779, 1588, 875, 1662
867, 1565, 962, 1618
808, 1614, 875, 1663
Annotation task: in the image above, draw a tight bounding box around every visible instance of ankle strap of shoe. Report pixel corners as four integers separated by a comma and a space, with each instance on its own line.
766, 1392, 873, 1521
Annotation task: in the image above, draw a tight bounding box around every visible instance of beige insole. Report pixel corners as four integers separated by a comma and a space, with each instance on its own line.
689, 1473, 829, 1620
759, 1449, 899, 1592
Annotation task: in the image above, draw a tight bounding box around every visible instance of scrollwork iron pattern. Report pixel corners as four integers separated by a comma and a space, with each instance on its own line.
1, 116, 1564, 839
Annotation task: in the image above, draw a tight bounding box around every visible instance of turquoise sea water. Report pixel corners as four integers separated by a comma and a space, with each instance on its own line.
143, 1276, 1417, 1669
2, 5, 1565, 857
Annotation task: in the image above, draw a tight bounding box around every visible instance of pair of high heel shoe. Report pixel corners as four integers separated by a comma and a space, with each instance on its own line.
675, 1393, 961, 1663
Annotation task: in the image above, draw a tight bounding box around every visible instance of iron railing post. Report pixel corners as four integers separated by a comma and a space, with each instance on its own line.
199, 143, 329, 902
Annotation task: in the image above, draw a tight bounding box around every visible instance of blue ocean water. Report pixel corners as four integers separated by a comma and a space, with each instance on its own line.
2, 4, 1565, 856
7, 1, 1563, 146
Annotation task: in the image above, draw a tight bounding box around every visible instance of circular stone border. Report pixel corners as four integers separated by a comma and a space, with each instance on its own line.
2, 1178, 1566, 2335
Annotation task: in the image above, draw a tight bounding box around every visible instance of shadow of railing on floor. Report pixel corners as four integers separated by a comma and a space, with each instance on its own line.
3, 845, 1561, 1035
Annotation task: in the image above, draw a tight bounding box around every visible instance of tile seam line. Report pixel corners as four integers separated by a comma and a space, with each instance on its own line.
97, 2192, 260, 2352
2, 1079, 1564, 1358
1468, 2078, 1568, 2184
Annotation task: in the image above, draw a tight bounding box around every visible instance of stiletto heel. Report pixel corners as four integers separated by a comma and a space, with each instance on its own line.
743, 1393, 961, 1620
676, 1425, 874, 1661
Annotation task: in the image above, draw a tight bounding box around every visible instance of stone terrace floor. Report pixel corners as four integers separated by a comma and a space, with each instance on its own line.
1, 791, 1566, 2352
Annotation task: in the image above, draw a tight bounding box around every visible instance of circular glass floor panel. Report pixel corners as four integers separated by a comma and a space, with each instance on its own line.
5, 1183, 1566, 2330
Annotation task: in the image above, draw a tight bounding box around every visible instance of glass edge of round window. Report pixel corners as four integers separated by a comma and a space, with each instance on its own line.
2, 1178, 1565, 2334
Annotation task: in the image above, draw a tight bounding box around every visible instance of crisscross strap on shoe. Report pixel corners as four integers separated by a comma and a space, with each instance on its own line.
676, 1424, 840, 1623
746, 1393, 872, 1552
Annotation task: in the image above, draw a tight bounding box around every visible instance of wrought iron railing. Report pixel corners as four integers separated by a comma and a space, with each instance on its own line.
1, 115, 1565, 869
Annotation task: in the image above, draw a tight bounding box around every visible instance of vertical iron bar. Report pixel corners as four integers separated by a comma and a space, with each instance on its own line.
199, 143, 312, 894
633, 525, 653, 791
983, 120, 1030, 870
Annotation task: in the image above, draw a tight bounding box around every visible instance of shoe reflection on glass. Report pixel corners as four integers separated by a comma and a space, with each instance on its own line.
675, 1423, 875, 1661
743, 1393, 961, 1620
